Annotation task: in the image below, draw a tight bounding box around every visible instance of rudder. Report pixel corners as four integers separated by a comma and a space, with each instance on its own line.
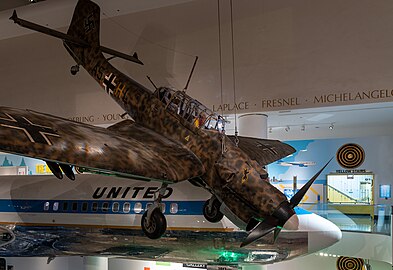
65, 0, 101, 65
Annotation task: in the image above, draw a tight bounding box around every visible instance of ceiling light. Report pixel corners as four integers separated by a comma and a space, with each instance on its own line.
301, 125, 305, 131
285, 126, 290, 132
268, 127, 272, 133
329, 123, 334, 130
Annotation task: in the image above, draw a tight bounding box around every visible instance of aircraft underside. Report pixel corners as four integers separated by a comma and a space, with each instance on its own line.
0, 225, 308, 266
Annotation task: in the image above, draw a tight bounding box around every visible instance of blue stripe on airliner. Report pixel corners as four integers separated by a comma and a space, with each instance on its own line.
0, 199, 204, 215
0, 199, 313, 216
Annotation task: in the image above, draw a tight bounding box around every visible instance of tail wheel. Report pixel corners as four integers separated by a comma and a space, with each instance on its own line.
203, 198, 224, 223
141, 208, 167, 239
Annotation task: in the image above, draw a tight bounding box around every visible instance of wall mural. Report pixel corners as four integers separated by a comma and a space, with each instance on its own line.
268, 135, 393, 205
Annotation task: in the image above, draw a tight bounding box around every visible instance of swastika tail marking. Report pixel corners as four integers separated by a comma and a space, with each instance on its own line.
84, 14, 95, 33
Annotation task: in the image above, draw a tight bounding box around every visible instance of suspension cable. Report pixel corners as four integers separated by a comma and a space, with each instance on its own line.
230, 0, 239, 146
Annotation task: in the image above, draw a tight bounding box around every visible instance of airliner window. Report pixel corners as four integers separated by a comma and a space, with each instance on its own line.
72, 202, 78, 212
82, 202, 88, 212
112, 202, 119, 213
123, 202, 130, 213
161, 203, 166, 214
44, 202, 50, 211
53, 202, 59, 211
102, 202, 109, 212
62, 202, 68, 211
170, 203, 178, 214
134, 202, 142, 213
92, 202, 98, 212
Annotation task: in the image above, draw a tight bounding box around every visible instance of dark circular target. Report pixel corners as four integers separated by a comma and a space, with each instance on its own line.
336, 143, 365, 169
336, 256, 364, 270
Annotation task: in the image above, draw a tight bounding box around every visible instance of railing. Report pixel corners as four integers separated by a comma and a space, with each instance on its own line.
299, 203, 391, 235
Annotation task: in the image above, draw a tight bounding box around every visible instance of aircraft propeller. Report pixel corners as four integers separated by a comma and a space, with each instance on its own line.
240, 158, 333, 247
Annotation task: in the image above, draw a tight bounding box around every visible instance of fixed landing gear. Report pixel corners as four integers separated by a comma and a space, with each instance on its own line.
141, 208, 167, 239
141, 183, 168, 239
203, 196, 224, 223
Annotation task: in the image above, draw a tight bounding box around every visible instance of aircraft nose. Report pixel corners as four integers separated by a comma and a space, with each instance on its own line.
298, 212, 342, 253
282, 213, 299, 230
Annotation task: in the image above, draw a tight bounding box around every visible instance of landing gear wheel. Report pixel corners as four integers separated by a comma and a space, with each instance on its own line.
70, 65, 80, 75
141, 208, 167, 239
203, 198, 223, 223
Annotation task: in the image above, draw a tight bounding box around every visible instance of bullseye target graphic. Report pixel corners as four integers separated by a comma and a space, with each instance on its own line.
336, 256, 364, 270
336, 143, 365, 169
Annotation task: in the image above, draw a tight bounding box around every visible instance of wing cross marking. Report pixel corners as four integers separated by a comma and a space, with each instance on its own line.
0, 113, 60, 145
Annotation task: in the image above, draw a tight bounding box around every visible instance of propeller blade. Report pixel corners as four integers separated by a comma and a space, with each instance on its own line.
241, 221, 275, 247
246, 217, 260, 232
290, 157, 333, 207
273, 227, 281, 242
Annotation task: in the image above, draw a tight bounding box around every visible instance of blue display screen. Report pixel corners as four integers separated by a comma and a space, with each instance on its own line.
379, 184, 391, 199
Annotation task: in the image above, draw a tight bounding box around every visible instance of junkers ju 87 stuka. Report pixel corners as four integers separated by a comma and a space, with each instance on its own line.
2, 0, 332, 248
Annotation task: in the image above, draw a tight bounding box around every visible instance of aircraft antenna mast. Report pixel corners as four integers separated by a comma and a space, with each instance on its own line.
183, 56, 199, 92
146, 76, 158, 90
230, 0, 239, 146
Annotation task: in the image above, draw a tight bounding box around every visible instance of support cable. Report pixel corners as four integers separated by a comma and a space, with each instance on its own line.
230, 0, 239, 146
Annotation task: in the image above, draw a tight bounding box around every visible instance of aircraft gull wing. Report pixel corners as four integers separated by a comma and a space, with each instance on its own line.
228, 136, 295, 166
0, 107, 204, 182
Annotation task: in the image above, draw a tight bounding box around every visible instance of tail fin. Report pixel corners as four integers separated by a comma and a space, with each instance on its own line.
10, 0, 142, 66
67, 0, 100, 46
64, 0, 101, 66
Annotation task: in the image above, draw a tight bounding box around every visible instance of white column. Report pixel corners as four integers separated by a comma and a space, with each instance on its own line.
238, 113, 268, 139
83, 257, 108, 270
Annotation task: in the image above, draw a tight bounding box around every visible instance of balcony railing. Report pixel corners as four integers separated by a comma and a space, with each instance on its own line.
299, 203, 391, 235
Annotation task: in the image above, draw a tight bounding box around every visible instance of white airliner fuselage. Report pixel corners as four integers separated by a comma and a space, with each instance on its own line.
0, 174, 341, 265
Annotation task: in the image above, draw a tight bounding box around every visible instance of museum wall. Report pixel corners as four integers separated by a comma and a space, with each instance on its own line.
268, 136, 393, 206
1, 0, 393, 124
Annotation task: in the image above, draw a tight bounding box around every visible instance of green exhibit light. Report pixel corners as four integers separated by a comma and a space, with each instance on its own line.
218, 251, 243, 262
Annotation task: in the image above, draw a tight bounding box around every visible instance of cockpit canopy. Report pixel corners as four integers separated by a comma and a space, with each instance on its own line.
154, 87, 225, 131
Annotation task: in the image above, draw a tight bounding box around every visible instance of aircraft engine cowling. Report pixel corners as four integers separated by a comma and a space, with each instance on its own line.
213, 141, 322, 247
215, 157, 288, 221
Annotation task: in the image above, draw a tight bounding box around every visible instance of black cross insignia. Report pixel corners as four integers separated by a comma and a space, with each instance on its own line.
258, 143, 279, 155
0, 113, 60, 145
84, 14, 95, 33
103, 73, 117, 95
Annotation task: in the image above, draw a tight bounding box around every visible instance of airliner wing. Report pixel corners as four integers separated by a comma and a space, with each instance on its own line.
0, 107, 204, 182
228, 136, 295, 166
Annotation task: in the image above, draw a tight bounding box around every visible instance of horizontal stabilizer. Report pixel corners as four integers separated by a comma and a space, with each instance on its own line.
10, 10, 143, 65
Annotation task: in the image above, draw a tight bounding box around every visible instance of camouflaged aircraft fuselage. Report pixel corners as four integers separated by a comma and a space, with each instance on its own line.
3, 0, 296, 229
62, 0, 291, 225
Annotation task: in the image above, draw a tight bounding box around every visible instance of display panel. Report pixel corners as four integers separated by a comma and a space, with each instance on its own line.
379, 184, 391, 199
327, 174, 373, 204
